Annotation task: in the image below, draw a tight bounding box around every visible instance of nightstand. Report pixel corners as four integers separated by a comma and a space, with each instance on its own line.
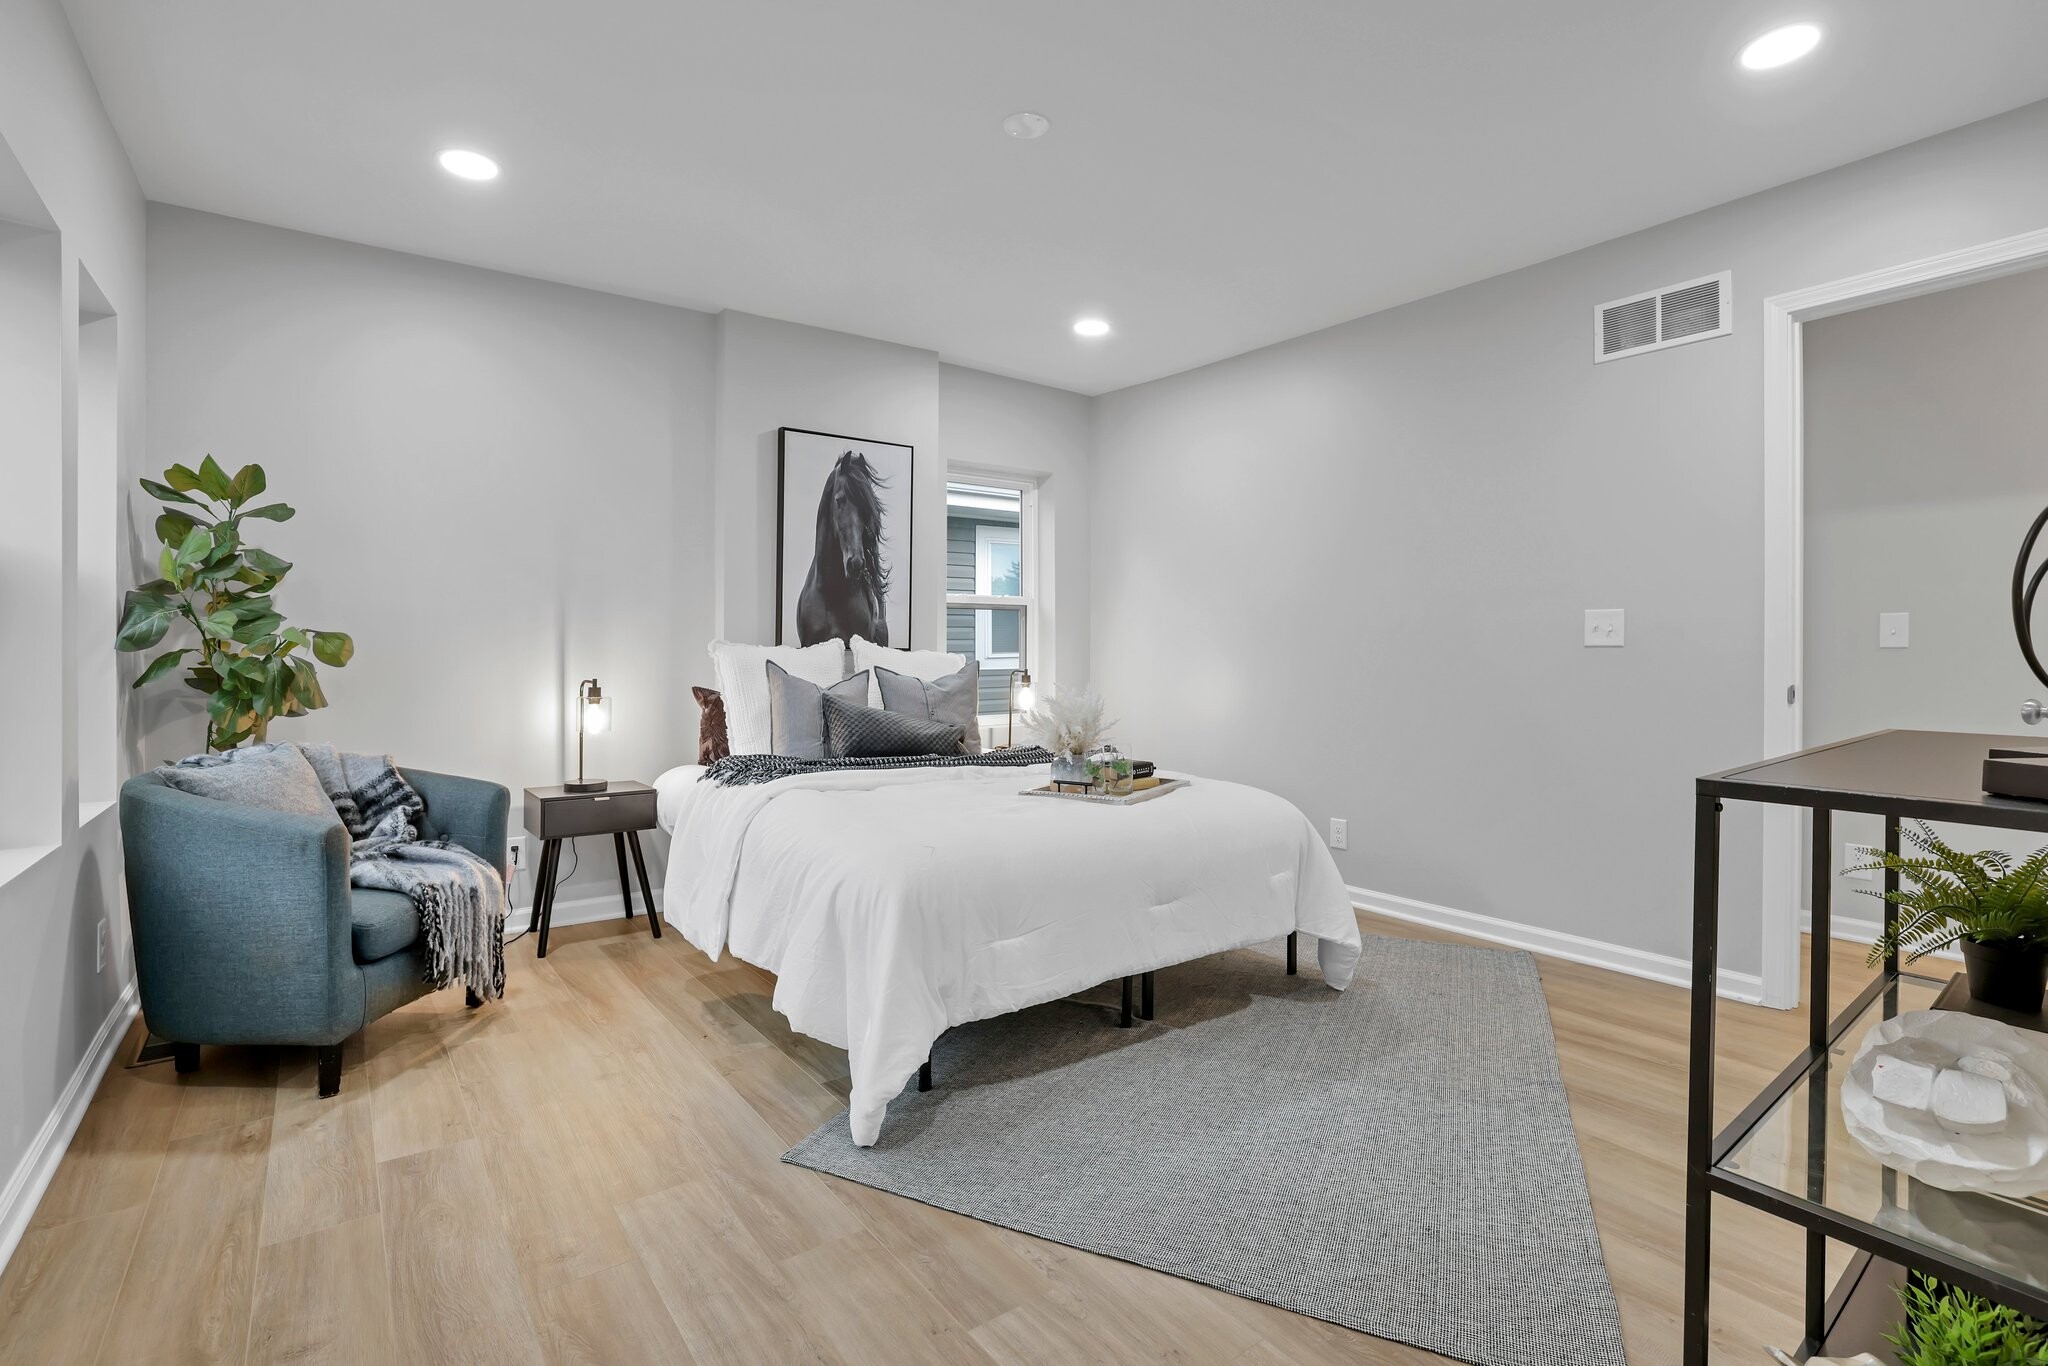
521, 780, 661, 957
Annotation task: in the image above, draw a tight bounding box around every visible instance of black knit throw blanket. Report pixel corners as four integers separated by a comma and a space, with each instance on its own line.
702, 747, 1054, 788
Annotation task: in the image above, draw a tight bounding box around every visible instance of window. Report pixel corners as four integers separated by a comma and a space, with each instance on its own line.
945, 477, 1037, 733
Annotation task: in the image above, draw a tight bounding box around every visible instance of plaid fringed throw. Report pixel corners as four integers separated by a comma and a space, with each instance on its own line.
299, 744, 507, 1001
701, 746, 1055, 788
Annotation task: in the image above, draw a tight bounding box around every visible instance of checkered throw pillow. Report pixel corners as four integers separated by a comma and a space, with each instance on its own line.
822, 693, 963, 759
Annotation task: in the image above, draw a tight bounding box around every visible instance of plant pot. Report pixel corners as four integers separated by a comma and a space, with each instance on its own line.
1049, 753, 1090, 786
1959, 937, 2048, 1014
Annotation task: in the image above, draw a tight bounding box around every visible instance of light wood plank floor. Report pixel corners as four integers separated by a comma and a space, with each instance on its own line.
0, 913, 1879, 1365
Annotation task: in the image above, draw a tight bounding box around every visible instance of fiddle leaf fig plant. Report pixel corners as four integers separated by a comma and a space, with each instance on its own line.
117, 456, 353, 750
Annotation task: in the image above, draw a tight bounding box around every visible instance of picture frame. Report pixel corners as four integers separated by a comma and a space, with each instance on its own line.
776, 427, 915, 647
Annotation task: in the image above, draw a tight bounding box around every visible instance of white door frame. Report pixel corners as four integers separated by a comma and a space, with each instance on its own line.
1758, 225, 2048, 1009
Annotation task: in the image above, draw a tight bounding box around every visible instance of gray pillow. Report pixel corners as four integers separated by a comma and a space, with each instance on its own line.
767, 662, 871, 760
822, 693, 964, 759
159, 742, 336, 820
874, 662, 981, 754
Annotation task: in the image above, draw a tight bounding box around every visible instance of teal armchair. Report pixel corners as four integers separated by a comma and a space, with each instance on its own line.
119, 766, 509, 1096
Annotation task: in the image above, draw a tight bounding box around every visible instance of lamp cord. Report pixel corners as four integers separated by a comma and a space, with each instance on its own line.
503, 837, 580, 945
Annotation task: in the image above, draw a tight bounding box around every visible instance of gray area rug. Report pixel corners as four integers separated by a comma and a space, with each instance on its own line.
784, 934, 1626, 1366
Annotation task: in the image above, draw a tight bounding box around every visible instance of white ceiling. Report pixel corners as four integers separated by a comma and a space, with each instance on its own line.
62, 0, 2048, 395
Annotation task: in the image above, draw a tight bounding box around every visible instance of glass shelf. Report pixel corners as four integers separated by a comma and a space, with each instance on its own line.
1715, 970, 2048, 1312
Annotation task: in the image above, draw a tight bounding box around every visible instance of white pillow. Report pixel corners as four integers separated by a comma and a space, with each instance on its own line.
708, 639, 848, 755
848, 635, 965, 708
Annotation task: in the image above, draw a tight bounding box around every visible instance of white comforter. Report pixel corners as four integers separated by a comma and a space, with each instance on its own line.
655, 762, 1362, 1145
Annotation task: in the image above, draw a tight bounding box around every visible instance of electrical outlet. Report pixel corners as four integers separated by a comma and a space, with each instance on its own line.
507, 838, 525, 871
95, 919, 107, 974
1329, 818, 1348, 850
1584, 608, 1625, 647
1843, 844, 1879, 881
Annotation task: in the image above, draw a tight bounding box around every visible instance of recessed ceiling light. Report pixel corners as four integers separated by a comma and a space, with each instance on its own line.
1002, 112, 1051, 140
437, 148, 500, 181
1073, 318, 1111, 338
1739, 23, 1821, 71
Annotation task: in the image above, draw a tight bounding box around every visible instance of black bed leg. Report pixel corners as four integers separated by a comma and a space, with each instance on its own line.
465, 986, 483, 1009
1286, 931, 1297, 975
918, 1059, 932, 1092
316, 1044, 343, 1098
1140, 971, 1155, 1021
1120, 975, 1134, 1028
172, 1041, 199, 1074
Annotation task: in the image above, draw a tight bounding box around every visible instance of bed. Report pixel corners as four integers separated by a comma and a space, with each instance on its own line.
655, 759, 1363, 1145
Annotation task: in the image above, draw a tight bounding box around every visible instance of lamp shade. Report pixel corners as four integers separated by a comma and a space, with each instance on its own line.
583, 692, 612, 735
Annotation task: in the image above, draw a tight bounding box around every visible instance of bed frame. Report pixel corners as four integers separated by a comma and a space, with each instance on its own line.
915, 931, 1299, 1092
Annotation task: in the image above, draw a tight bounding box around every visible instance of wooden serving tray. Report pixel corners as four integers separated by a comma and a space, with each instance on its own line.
1020, 778, 1190, 805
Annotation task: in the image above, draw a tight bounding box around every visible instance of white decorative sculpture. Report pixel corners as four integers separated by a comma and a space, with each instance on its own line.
1841, 1010, 2048, 1198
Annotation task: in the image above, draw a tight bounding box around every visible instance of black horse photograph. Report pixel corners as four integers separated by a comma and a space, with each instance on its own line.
777, 428, 914, 647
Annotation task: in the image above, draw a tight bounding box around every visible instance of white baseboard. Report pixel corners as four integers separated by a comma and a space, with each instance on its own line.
506, 886, 664, 938
0, 981, 139, 1274
1351, 886, 1767, 1005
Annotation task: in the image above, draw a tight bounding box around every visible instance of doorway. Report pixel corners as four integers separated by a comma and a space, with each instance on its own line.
1759, 226, 2048, 1009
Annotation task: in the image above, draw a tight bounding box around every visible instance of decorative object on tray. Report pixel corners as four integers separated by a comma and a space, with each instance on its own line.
1023, 777, 1189, 806
1887, 1271, 2048, 1366
1856, 822, 2048, 1011
1766, 1351, 1880, 1366
1025, 685, 1112, 788
1841, 1009, 2048, 1198
118, 456, 354, 751
777, 428, 913, 647
1086, 743, 1134, 796
567, 677, 613, 792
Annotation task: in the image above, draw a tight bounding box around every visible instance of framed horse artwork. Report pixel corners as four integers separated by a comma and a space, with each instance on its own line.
776, 427, 915, 648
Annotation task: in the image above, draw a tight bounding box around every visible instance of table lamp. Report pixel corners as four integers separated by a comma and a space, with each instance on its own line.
567, 677, 611, 792
1006, 669, 1033, 750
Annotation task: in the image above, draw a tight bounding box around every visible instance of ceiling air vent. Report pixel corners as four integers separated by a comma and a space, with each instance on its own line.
1594, 271, 1731, 362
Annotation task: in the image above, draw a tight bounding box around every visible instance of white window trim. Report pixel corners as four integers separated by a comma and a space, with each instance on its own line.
945, 471, 1040, 734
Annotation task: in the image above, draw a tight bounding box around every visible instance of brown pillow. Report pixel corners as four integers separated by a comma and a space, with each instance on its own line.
693, 686, 730, 765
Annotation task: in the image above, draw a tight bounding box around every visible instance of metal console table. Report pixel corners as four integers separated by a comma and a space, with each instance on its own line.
1687, 729, 2048, 1363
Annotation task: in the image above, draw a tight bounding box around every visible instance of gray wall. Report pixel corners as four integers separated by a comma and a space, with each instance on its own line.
143, 211, 1095, 912
938, 363, 1093, 699
0, 0, 147, 1263
146, 206, 715, 908
1805, 263, 2048, 928
1092, 99, 2048, 977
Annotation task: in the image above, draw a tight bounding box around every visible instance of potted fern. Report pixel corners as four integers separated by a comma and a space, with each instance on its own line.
116, 457, 353, 751
1857, 822, 2048, 1012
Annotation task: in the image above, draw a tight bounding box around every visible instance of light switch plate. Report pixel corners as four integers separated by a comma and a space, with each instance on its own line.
1584, 608, 1625, 647
1843, 844, 1878, 882
1879, 612, 1909, 648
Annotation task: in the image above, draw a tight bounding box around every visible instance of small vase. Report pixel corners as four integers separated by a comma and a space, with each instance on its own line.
1049, 752, 1090, 787
1087, 744, 1133, 796
1960, 937, 2048, 1014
